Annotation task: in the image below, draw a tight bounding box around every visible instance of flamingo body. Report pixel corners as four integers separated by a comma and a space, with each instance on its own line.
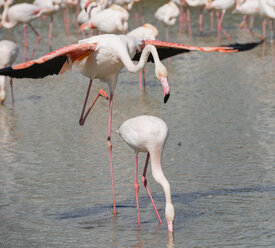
154, 1, 180, 26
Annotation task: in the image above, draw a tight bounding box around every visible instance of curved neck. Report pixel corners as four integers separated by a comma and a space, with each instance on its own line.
150, 151, 172, 205
2, 3, 17, 29
119, 44, 162, 74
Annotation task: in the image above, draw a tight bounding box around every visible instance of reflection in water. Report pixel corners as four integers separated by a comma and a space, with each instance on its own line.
167, 231, 175, 248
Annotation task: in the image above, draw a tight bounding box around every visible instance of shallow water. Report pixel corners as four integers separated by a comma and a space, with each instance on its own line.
0, 1, 275, 247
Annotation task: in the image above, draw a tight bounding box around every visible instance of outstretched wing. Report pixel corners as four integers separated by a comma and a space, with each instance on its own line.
132, 40, 263, 62
0, 42, 97, 78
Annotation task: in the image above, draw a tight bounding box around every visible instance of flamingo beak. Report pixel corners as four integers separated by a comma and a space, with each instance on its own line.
80, 22, 95, 31
160, 76, 170, 103
167, 220, 174, 233
80, 22, 89, 31
84, 0, 90, 10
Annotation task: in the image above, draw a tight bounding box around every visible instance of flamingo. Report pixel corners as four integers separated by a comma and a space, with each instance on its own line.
118, 115, 174, 232
127, 23, 159, 90
0, 34, 262, 215
80, 4, 129, 34
206, 0, 236, 42
0, 40, 18, 105
184, 0, 208, 36
155, 1, 180, 41
33, 0, 62, 51
1, 0, 48, 62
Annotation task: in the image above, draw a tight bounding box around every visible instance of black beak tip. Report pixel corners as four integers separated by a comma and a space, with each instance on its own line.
164, 94, 170, 104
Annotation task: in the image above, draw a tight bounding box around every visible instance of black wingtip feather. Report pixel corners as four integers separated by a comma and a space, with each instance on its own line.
0, 55, 68, 79
222, 39, 264, 52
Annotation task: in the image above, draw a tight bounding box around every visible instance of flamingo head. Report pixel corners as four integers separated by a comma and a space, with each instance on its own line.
155, 62, 170, 103
80, 22, 95, 31
165, 202, 175, 233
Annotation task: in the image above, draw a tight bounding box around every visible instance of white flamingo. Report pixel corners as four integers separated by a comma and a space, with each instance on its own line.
118, 115, 175, 232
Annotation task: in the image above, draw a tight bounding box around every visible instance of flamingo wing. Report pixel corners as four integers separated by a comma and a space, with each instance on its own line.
133, 40, 263, 62
0, 43, 97, 78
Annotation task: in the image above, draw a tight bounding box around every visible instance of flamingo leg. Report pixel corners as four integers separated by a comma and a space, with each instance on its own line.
10, 78, 14, 106
262, 18, 267, 38
178, 5, 183, 38
270, 20, 274, 63
165, 25, 169, 42
141, 152, 162, 224
49, 15, 53, 51
199, 8, 203, 35
142, 68, 146, 89
138, 68, 146, 90
210, 10, 214, 32
134, 153, 140, 226
23, 24, 28, 62
218, 11, 231, 42
187, 8, 192, 39
28, 23, 41, 60
107, 93, 117, 215
79, 80, 108, 126
64, 7, 70, 35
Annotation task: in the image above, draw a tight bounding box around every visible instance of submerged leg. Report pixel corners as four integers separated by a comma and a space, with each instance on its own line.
141, 152, 162, 224
107, 93, 117, 215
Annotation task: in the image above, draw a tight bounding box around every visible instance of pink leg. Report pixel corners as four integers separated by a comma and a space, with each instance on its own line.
262, 18, 267, 38
187, 9, 192, 39
64, 7, 70, 35
23, 25, 28, 62
79, 80, 108, 126
10, 78, 14, 106
134, 154, 140, 226
49, 15, 53, 51
107, 93, 117, 215
199, 8, 203, 35
218, 11, 231, 42
178, 5, 183, 37
210, 10, 214, 32
165, 26, 169, 42
141, 152, 162, 224
138, 68, 146, 90
139, 72, 142, 90
141, 0, 145, 25
142, 68, 146, 89
135, 12, 139, 27
270, 20, 274, 63
28, 23, 41, 60
73, 11, 79, 37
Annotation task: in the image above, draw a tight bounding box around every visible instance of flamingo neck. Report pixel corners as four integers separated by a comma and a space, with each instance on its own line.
2, 3, 17, 29
150, 152, 175, 231
150, 152, 172, 204
120, 44, 164, 75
